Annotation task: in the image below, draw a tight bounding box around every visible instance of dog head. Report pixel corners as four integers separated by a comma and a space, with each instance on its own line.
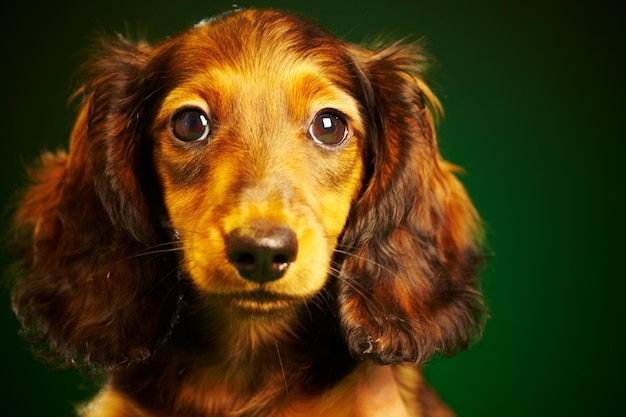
12, 9, 484, 369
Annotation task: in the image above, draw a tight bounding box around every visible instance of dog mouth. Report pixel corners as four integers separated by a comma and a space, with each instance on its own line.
219, 291, 304, 316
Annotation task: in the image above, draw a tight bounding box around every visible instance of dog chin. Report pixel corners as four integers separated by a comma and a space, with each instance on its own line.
217, 291, 305, 319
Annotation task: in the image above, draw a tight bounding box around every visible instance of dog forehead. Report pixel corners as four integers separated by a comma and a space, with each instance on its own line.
159, 62, 362, 133
156, 13, 362, 121
176, 9, 353, 76
153, 9, 364, 133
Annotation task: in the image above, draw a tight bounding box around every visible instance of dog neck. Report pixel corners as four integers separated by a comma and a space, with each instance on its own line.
112, 296, 357, 415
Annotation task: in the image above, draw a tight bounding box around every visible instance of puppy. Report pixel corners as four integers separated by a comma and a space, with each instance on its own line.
11, 8, 485, 417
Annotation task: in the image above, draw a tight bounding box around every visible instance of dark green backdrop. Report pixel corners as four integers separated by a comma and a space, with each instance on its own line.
1, 1, 623, 416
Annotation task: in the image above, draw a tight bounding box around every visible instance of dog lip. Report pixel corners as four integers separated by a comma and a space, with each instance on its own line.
222, 291, 302, 314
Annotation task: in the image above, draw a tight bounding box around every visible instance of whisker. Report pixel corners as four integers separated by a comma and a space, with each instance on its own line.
333, 247, 402, 278
128, 245, 185, 259
274, 340, 290, 404
326, 265, 374, 305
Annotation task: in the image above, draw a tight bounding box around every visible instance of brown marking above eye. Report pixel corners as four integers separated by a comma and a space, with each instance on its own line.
308, 110, 348, 146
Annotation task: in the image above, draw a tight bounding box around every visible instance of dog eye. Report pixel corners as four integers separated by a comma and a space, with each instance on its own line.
172, 109, 210, 142
308, 111, 348, 146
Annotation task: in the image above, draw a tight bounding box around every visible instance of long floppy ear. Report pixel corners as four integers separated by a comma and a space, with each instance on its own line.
338, 43, 485, 365
11, 36, 179, 371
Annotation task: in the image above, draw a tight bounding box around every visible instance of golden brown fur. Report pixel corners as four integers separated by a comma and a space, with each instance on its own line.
11, 9, 485, 416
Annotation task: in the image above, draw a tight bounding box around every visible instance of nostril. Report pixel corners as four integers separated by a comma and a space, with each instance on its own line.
226, 226, 298, 284
272, 254, 290, 265
230, 251, 256, 271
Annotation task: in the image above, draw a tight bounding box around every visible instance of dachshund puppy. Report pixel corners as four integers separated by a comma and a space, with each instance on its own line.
11, 8, 485, 417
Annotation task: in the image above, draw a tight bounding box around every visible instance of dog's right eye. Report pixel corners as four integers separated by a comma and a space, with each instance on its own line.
172, 109, 210, 142
308, 110, 349, 146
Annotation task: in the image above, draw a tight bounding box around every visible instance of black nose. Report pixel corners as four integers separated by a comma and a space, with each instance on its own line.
226, 226, 298, 284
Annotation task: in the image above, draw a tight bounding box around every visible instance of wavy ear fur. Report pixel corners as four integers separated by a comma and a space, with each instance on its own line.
11, 36, 179, 370
338, 43, 485, 365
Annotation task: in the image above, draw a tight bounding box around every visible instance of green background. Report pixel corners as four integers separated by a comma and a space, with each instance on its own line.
1, 0, 623, 416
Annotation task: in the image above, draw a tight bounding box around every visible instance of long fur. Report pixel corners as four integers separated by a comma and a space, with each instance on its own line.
11, 9, 485, 417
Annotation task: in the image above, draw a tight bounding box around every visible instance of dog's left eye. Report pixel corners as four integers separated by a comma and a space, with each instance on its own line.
172, 109, 210, 142
308, 111, 348, 146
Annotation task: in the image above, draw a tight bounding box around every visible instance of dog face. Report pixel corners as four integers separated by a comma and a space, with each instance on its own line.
151, 18, 366, 315
12, 9, 484, 371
